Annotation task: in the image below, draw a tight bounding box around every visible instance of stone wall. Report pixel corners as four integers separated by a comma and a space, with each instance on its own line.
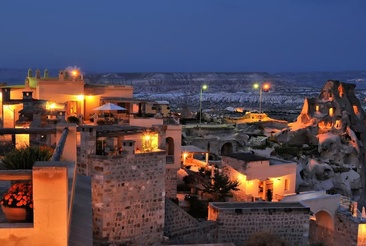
91, 151, 166, 245
309, 208, 366, 246
165, 167, 178, 199
164, 198, 216, 244
209, 203, 310, 246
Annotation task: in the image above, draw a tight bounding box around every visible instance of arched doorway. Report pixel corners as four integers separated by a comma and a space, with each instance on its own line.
314, 210, 333, 229
221, 142, 233, 156
166, 137, 174, 164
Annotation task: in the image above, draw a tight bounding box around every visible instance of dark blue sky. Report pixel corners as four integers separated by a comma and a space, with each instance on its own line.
1, 0, 365, 73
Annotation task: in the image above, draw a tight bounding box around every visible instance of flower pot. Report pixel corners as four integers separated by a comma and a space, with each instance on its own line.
1, 205, 33, 222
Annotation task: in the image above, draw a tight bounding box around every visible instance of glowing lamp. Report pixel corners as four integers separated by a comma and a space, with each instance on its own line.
76, 94, 84, 101
71, 70, 79, 77
263, 83, 270, 91
199, 84, 208, 126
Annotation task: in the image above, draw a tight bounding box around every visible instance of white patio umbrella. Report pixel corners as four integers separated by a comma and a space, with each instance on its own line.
92, 103, 126, 121
93, 103, 126, 111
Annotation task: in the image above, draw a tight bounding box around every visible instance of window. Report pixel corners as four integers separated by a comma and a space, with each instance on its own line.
284, 179, 289, 191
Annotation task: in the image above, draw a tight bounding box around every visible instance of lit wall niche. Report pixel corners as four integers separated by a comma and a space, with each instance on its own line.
142, 131, 158, 152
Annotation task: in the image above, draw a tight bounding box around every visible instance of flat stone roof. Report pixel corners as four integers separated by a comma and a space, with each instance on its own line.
182, 145, 208, 153
210, 202, 308, 210
79, 124, 145, 137
223, 153, 269, 162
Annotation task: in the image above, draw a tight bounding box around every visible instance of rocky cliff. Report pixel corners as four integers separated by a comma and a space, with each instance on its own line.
275, 80, 366, 206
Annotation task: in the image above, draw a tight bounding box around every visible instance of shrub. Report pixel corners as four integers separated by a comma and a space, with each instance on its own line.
0, 145, 54, 170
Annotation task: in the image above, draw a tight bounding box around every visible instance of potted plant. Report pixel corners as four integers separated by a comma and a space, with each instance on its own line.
0, 181, 33, 222
0, 145, 53, 170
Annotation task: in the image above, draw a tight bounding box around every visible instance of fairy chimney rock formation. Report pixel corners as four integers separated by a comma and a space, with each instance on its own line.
297, 80, 366, 135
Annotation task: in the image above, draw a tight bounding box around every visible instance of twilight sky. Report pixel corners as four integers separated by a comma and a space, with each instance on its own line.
0, 0, 365, 73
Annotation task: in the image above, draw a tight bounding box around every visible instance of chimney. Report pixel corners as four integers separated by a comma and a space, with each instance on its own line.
59, 70, 65, 81
44, 69, 49, 78
122, 140, 135, 155
36, 69, 41, 79
1, 88, 11, 102
27, 69, 33, 78
22, 91, 33, 101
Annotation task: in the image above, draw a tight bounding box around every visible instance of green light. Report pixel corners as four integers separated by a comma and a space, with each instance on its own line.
253, 83, 259, 89
202, 85, 208, 90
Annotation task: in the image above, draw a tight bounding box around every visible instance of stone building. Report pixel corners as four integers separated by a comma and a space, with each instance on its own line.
208, 202, 310, 246
221, 153, 297, 202
77, 121, 181, 245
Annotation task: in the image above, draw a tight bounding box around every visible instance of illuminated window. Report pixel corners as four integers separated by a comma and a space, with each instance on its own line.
329, 108, 334, 116
315, 105, 319, 112
285, 179, 289, 191
335, 120, 341, 129
353, 105, 359, 115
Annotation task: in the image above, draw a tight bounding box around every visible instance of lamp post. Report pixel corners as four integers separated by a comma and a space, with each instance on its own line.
253, 83, 270, 113
199, 84, 208, 126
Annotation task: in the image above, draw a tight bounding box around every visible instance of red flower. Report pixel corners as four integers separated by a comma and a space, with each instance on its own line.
0, 182, 33, 209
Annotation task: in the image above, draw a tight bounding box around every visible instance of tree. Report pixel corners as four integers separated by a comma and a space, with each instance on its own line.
201, 169, 240, 201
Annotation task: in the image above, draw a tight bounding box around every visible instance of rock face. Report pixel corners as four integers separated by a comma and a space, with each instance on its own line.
277, 80, 366, 204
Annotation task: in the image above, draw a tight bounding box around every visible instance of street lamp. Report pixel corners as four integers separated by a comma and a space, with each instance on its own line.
199, 84, 208, 126
253, 83, 270, 113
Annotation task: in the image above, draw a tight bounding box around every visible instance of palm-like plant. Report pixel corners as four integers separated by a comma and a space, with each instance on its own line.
0, 145, 54, 170
201, 169, 240, 202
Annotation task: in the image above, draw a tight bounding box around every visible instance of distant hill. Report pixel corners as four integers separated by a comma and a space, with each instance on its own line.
1, 69, 366, 113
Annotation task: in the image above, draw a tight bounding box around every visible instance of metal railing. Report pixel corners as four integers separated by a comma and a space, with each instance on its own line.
51, 127, 69, 161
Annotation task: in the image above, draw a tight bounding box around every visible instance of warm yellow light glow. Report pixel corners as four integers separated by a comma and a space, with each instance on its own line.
142, 132, 158, 152
253, 83, 259, 89
315, 105, 319, 112
329, 107, 334, 116
183, 152, 188, 165
237, 173, 246, 183
358, 224, 366, 242
5, 105, 15, 110
46, 102, 56, 110
76, 94, 84, 101
235, 107, 244, 113
71, 70, 79, 77
202, 84, 208, 90
335, 120, 341, 129
263, 83, 270, 90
